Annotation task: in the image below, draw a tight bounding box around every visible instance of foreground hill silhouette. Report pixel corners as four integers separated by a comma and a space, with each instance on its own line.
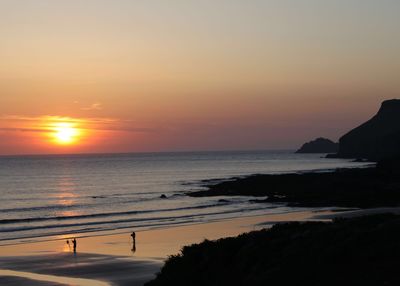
295, 137, 338, 153
146, 214, 400, 286
337, 99, 400, 160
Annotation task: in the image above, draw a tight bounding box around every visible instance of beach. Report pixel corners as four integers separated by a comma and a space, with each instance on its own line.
2, 206, 398, 286
0, 210, 326, 286
2, 199, 399, 285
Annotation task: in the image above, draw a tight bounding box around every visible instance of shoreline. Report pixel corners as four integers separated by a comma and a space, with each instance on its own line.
0, 210, 331, 286
2, 206, 400, 285
0, 210, 320, 257
0, 207, 314, 248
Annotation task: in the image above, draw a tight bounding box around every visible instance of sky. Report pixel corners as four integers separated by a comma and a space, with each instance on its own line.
0, 0, 399, 155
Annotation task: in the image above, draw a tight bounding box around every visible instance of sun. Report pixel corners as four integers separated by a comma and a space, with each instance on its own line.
53, 123, 80, 145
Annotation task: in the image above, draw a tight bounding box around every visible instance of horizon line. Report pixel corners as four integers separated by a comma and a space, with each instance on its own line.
0, 148, 296, 158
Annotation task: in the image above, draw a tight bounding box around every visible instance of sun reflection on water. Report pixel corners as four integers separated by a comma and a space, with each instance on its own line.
55, 176, 80, 217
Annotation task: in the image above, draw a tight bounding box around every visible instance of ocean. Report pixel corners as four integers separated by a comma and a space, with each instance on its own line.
0, 150, 367, 245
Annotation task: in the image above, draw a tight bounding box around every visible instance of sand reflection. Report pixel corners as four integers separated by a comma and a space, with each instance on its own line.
0, 269, 110, 286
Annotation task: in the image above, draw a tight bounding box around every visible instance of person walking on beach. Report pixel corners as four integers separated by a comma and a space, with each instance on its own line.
131, 231, 136, 253
72, 238, 77, 252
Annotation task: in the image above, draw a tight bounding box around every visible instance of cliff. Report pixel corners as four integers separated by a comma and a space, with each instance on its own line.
338, 99, 400, 160
295, 137, 338, 153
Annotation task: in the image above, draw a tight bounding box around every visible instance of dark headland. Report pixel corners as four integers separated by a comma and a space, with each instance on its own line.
332, 99, 400, 161
146, 99, 400, 286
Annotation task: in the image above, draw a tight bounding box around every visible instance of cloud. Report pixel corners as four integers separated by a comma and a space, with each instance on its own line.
0, 115, 156, 134
81, 103, 103, 111
1, 115, 117, 125
0, 127, 49, 133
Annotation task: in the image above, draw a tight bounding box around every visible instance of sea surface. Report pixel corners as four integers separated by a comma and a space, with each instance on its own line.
0, 150, 368, 245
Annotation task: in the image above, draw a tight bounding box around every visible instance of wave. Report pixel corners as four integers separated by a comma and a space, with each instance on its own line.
0, 201, 235, 225
0, 195, 171, 214
0, 206, 269, 234
0, 218, 205, 245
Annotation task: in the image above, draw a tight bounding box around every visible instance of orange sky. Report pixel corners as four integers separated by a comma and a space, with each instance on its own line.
0, 1, 399, 155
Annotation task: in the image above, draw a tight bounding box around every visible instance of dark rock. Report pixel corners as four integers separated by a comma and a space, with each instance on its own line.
338, 99, 400, 161
352, 158, 370, 163
160, 194, 167, 199
295, 137, 338, 153
188, 167, 400, 209
325, 153, 340, 158
92, 196, 106, 199
376, 156, 400, 174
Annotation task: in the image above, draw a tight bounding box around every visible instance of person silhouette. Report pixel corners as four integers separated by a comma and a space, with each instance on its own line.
72, 238, 77, 253
131, 232, 136, 254
131, 240, 136, 253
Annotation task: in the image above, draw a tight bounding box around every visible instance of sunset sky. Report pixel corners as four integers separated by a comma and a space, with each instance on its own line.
1, 0, 399, 155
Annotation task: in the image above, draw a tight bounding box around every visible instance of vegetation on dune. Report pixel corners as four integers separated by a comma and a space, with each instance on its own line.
146, 214, 400, 286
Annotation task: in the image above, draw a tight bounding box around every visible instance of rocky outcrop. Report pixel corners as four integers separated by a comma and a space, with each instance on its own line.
338, 99, 400, 161
295, 137, 338, 153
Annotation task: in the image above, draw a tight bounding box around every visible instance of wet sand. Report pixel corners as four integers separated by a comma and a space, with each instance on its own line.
312, 206, 400, 220
0, 210, 321, 286
0, 253, 160, 286
0, 275, 68, 286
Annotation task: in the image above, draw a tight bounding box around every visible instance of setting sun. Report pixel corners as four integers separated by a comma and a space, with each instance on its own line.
53, 123, 80, 145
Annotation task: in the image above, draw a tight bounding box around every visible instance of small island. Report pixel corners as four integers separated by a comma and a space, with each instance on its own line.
295, 137, 338, 153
